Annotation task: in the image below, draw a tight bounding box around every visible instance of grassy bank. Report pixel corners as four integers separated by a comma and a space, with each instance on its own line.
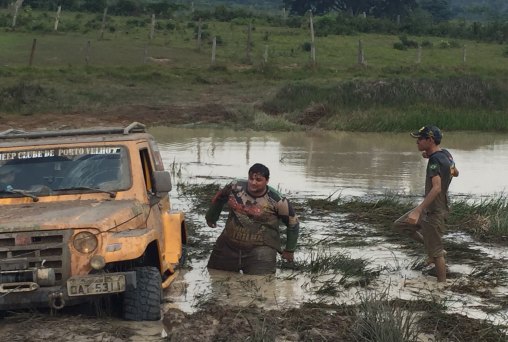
1, 14, 508, 131
261, 77, 508, 131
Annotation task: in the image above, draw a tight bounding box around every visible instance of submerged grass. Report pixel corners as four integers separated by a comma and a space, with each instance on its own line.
419, 311, 508, 341
339, 193, 508, 243
338, 194, 414, 229
289, 249, 380, 288
176, 181, 220, 213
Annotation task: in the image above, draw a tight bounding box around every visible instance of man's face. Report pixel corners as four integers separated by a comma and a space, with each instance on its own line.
247, 172, 268, 196
416, 136, 431, 151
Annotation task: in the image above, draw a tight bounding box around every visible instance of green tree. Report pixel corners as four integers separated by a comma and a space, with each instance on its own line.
371, 0, 418, 19
110, 0, 140, 16
284, 0, 374, 16
81, 0, 107, 13
419, 0, 452, 21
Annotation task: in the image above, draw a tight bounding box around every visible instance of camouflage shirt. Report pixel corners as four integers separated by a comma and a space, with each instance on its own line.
425, 149, 457, 214
205, 180, 300, 252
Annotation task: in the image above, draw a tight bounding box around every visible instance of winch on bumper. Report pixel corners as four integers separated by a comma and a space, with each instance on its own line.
0, 258, 136, 310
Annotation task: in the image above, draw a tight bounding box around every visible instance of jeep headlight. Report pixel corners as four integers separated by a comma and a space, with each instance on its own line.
73, 231, 98, 253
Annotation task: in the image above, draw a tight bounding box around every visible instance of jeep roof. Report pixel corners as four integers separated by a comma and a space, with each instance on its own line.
0, 122, 153, 147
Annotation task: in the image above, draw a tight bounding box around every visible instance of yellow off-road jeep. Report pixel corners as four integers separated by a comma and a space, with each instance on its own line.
0, 122, 186, 320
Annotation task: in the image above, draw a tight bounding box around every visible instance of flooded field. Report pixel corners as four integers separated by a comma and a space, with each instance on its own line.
2, 127, 507, 341
157, 127, 508, 340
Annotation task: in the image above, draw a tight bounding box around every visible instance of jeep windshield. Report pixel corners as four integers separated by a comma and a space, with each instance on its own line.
0, 146, 131, 198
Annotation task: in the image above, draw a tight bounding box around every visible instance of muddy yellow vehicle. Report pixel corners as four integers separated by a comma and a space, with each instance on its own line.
0, 122, 186, 320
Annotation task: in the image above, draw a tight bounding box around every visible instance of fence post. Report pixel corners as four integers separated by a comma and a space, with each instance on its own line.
143, 45, 149, 64
462, 45, 467, 64
149, 14, 155, 41
197, 18, 202, 51
12, 0, 24, 28
245, 22, 252, 63
98, 7, 108, 40
211, 36, 217, 66
357, 40, 365, 65
396, 14, 400, 26
263, 45, 268, 64
54, 5, 61, 31
28, 38, 37, 66
416, 45, 422, 64
309, 11, 316, 65
85, 40, 91, 65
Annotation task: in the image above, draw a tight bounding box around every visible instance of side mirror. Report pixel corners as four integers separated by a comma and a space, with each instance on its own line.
152, 171, 172, 195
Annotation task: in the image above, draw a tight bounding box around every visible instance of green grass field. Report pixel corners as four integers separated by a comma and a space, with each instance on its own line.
1, 9, 507, 131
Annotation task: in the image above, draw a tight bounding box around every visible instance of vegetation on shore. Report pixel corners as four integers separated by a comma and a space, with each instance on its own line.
328, 193, 508, 242
1, 6, 507, 132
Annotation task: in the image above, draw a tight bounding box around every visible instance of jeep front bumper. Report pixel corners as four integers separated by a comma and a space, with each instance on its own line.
0, 271, 136, 310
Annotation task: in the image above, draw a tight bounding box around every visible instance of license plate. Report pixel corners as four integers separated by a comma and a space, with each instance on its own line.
67, 274, 126, 297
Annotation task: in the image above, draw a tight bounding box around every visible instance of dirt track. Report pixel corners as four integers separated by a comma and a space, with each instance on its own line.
0, 104, 232, 131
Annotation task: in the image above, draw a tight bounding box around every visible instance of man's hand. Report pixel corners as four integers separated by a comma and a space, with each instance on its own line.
406, 209, 421, 225
281, 250, 294, 262
206, 220, 217, 228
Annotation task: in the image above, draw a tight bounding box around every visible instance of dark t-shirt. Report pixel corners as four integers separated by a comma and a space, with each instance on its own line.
425, 149, 456, 213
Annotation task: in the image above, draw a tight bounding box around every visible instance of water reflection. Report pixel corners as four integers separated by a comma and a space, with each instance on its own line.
151, 127, 508, 197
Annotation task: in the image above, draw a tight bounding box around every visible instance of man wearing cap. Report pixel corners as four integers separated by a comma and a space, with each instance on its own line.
394, 125, 458, 283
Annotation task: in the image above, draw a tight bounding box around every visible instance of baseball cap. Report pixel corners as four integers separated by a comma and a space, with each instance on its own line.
410, 125, 442, 144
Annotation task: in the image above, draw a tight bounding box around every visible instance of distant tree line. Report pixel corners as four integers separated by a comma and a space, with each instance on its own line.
282, 0, 452, 21
0, 0, 506, 43
0, 0, 184, 18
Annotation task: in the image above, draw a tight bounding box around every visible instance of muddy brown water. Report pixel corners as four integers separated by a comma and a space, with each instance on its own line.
2, 127, 507, 340
154, 128, 508, 327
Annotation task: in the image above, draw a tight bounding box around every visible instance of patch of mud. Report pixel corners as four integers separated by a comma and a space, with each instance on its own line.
0, 311, 166, 342
163, 304, 354, 342
0, 103, 233, 131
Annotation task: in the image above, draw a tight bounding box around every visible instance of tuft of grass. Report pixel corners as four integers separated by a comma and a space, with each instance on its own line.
351, 290, 422, 342
176, 181, 220, 213
291, 249, 380, 288
338, 194, 414, 228
419, 311, 508, 341
449, 195, 508, 240
0, 80, 57, 114
468, 261, 508, 286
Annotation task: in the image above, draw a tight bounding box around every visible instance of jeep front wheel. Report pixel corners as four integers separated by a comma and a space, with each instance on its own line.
123, 266, 162, 321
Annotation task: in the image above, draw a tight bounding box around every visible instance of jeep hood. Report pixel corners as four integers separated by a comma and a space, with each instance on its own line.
0, 200, 149, 233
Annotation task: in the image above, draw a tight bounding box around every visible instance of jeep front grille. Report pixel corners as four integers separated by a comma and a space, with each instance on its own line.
0, 230, 71, 285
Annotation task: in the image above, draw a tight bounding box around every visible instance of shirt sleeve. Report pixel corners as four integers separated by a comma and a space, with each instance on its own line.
205, 183, 232, 224
277, 198, 300, 252
427, 156, 442, 178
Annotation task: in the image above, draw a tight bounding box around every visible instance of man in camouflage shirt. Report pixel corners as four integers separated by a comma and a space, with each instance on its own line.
205, 163, 300, 274
394, 125, 459, 283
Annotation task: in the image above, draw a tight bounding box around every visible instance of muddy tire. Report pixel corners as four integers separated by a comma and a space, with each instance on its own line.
178, 244, 187, 267
123, 266, 162, 321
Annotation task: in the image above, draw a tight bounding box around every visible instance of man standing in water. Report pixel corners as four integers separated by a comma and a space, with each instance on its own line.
394, 125, 458, 283
205, 163, 300, 274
